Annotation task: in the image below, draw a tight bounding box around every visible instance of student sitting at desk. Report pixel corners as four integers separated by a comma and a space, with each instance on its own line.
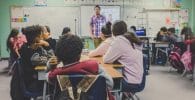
156, 27, 168, 42
103, 20, 144, 94
10, 25, 53, 100
88, 22, 113, 57
47, 34, 114, 99
167, 27, 178, 44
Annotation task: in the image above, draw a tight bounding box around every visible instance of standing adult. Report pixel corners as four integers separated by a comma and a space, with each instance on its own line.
90, 5, 106, 48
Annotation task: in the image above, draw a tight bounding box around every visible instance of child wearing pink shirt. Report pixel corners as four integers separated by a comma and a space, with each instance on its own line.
103, 21, 145, 98
88, 22, 113, 57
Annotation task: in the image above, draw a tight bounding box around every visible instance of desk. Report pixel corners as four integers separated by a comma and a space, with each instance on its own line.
35, 56, 123, 79
150, 41, 169, 48
81, 55, 122, 68
150, 42, 170, 65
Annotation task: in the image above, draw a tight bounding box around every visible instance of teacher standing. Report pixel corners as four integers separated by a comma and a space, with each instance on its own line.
90, 5, 106, 48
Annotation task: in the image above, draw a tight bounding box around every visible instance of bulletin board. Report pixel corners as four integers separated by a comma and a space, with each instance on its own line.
11, 6, 80, 39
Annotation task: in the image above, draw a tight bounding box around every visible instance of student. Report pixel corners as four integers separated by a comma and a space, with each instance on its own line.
103, 20, 144, 93
47, 34, 113, 99
42, 26, 56, 51
5, 29, 20, 72
10, 25, 53, 100
129, 25, 136, 33
156, 27, 168, 42
61, 27, 71, 36
88, 22, 113, 57
181, 27, 193, 41
167, 27, 178, 43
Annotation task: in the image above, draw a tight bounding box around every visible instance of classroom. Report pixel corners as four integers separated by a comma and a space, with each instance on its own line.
0, 0, 195, 100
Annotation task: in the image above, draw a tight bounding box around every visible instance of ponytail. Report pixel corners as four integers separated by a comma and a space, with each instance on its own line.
124, 32, 142, 49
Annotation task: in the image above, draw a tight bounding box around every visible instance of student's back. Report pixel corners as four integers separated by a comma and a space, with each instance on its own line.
48, 34, 114, 99
103, 21, 143, 84
104, 35, 143, 84
88, 22, 113, 57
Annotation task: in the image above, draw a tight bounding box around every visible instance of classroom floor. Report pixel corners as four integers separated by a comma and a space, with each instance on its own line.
0, 60, 195, 100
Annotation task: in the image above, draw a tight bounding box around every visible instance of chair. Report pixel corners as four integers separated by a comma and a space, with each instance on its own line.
10, 58, 43, 100
55, 75, 107, 100
120, 55, 147, 100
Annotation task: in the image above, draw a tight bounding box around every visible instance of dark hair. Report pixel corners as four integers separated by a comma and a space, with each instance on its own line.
181, 27, 193, 40
23, 25, 43, 45
101, 22, 112, 38
112, 21, 142, 49
55, 34, 83, 65
21, 27, 26, 34
191, 40, 195, 66
94, 5, 101, 10
6, 28, 19, 51
168, 27, 175, 34
62, 27, 71, 35
130, 26, 136, 32
160, 27, 167, 32
124, 32, 142, 49
45, 26, 50, 33
112, 20, 127, 36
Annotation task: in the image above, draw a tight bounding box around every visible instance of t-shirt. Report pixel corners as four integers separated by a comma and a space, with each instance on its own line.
103, 35, 143, 84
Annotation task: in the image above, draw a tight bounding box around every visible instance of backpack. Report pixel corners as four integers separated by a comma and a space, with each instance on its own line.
54, 75, 107, 100
169, 46, 184, 71
181, 45, 192, 71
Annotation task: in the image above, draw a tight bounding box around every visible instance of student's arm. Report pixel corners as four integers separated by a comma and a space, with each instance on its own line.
89, 17, 94, 39
103, 40, 121, 63
98, 66, 113, 90
37, 40, 49, 47
88, 42, 108, 57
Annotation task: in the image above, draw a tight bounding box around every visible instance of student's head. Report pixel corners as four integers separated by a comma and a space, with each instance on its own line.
94, 5, 101, 15
112, 20, 127, 36
159, 27, 167, 35
6, 28, 19, 51
181, 27, 193, 40
62, 27, 71, 36
21, 27, 26, 34
42, 26, 50, 40
130, 26, 136, 32
167, 27, 175, 35
23, 25, 43, 45
55, 34, 83, 65
100, 22, 112, 40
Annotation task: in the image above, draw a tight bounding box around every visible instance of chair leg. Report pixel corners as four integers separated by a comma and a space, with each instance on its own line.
134, 94, 140, 100
121, 92, 135, 100
181, 69, 187, 77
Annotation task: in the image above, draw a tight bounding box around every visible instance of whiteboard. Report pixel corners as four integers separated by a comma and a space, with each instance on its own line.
11, 6, 80, 39
123, 7, 146, 30
80, 6, 120, 36
147, 11, 179, 37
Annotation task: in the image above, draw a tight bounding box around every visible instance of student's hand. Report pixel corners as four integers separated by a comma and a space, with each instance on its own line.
49, 56, 58, 66
46, 56, 58, 72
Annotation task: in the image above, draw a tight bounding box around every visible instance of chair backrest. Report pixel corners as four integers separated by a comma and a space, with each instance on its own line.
17, 58, 42, 97
56, 75, 107, 100
10, 58, 42, 100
